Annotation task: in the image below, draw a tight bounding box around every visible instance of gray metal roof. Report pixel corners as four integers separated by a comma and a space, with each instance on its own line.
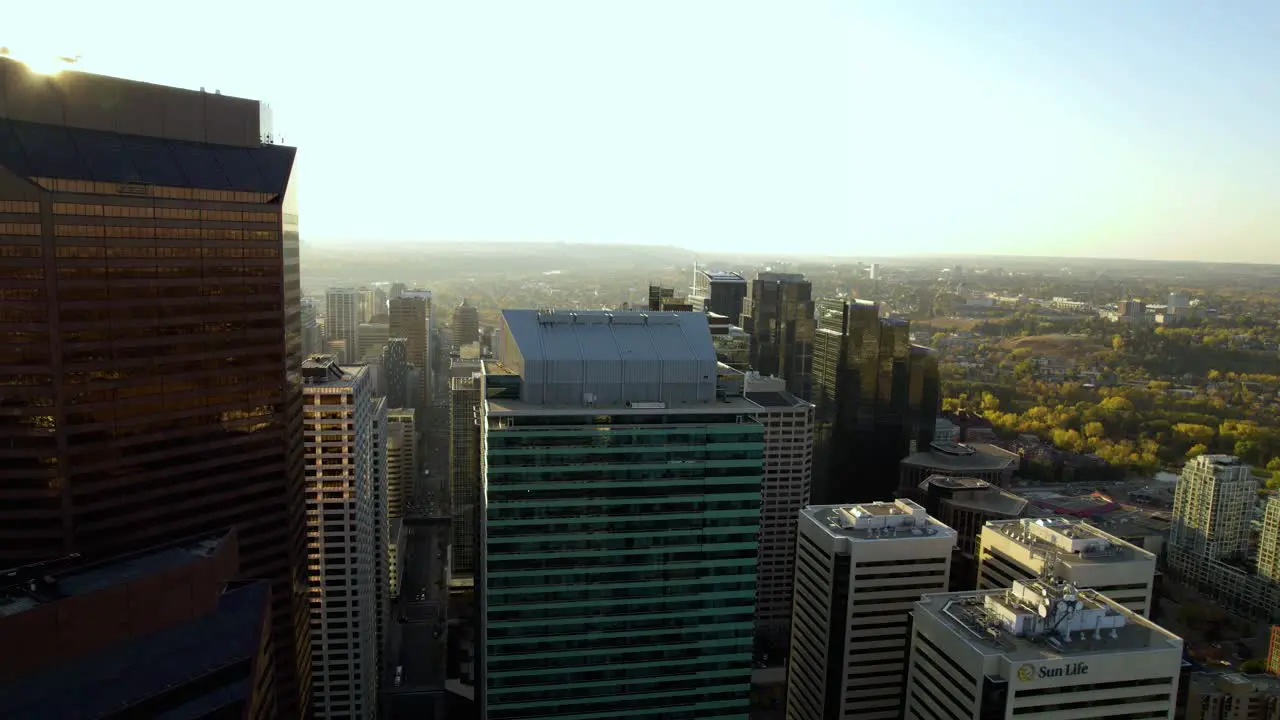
500, 309, 719, 407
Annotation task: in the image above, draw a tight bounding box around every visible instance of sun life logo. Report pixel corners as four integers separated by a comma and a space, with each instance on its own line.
1017, 664, 1036, 682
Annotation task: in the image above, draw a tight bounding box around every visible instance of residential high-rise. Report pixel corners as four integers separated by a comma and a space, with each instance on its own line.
1259, 497, 1280, 581
812, 297, 942, 503
389, 291, 432, 408
451, 298, 481, 350
786, 500, 956, 720
385, 409, 417, 521
450, 371, 483, 577
904, 580, 1183, 720
1170, 455, 1256, 567
743, 374, 815, 644
325, 288, 362, 364
1185, 673, 1280, 720
0, 56, 308, 715
480, 309, 764, 720
301, 357, 379, 719
1168, 455, 1276, 620
741, 272, 816, 398
691, 269, 748, 324
978, 517, 1158, 616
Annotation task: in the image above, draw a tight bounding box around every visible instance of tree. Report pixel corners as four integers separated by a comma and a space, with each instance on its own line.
1239, 659, 1266, 674
1099, 396, 1134, 414
1083, 422, 1105, 439
1187, 444, 1208, 459
980, 392, 1001, 413
1173, 423, 1216, 446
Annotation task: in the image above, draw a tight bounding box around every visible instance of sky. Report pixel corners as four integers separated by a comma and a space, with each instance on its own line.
8, 1, 1280, 263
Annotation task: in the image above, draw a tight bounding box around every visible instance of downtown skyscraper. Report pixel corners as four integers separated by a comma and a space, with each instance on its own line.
479, 309, 763, 720
0, 56, 310, 715
741, 272, 816, 399
325, 287, 361, 364
811, 298, 940, 503
389, 290, 432, 409
301, 357, 380, 719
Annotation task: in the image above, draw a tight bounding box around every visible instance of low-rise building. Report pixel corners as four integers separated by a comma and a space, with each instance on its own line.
907, 475, 1029, 590
0, 530, 275, 719
899, 441, 1019, 494
1184, 672, 1280, 720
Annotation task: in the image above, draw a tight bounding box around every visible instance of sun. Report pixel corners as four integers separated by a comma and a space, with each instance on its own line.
1, 46, 80, 76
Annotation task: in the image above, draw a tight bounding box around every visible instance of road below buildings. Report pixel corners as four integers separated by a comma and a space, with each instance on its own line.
384, 395, 453, 718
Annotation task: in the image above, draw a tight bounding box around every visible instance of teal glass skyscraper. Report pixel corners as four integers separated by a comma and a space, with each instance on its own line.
479, 309, 764, 720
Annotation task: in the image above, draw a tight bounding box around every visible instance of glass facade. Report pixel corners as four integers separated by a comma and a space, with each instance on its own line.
811, 299, 939, 504
741, 274, 815, 399
0, 121, 308, 715
481, 412, 764, 720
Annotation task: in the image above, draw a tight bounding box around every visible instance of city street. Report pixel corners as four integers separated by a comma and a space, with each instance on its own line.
383, 386, 454, 717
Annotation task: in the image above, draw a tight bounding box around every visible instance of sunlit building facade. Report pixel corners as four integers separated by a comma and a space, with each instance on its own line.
480, 310, 763, 720
302, 357, 378, 719
0, 56, 309, 715
741, 272, 815, 399
811, 298, 940, 503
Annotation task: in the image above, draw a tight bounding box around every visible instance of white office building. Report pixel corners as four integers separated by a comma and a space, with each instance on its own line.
743, 373, 815, 641
325, 287, 362, 365
302, 356, 379, 719
978, 517, 1158, 616
905, 579, 1183, 720
787, 500, 957, 720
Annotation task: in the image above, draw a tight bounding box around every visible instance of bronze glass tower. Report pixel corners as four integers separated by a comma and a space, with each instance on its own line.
811, 298, 939, 503
0, 58, 310, 716
741, 272, 815, 399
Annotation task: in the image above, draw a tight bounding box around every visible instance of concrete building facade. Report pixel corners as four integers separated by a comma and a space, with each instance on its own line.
325, 287, 362, 365
978, 517, 1158, 616
786, 500, 956, 720
742, 374, 815, 642
302, 357, 379, 719
385, 409, 417, 521
1185, 673, 1280, 720
904, 580, 1183, 720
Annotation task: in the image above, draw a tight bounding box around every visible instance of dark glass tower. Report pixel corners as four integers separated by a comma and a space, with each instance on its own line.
0, 57, 309, 716
811, 298, 939, 503
691, 270, 748, 324
741, 272, 815, 399
382, 336, 411, 408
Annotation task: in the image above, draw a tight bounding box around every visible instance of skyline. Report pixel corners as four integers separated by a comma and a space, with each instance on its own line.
9, 0, 1280, 263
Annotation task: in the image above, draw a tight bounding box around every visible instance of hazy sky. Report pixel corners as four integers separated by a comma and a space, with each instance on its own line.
10, 1, 1280, 262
